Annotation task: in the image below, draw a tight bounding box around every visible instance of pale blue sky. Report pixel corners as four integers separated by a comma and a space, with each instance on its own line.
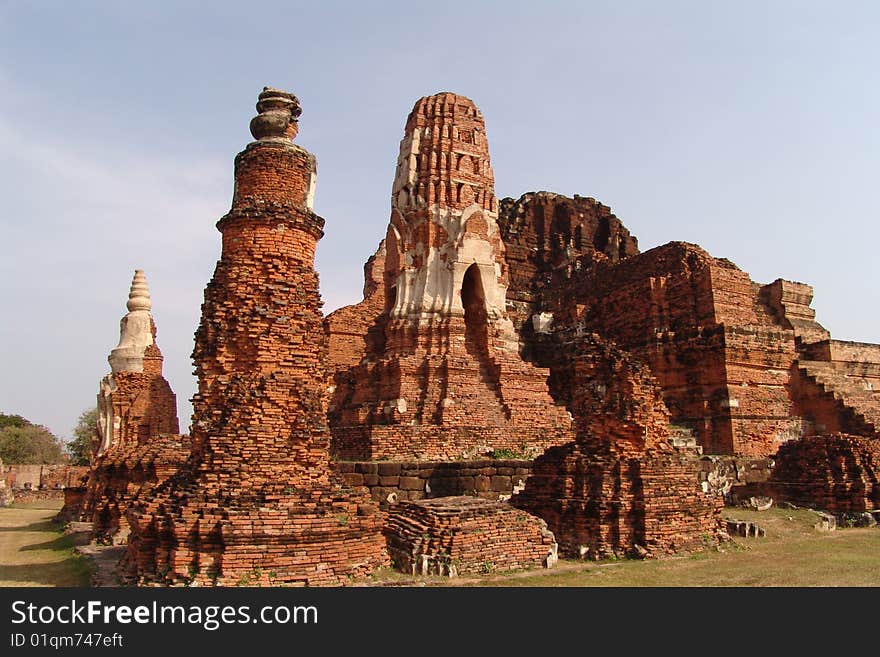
0, 1, 877, 441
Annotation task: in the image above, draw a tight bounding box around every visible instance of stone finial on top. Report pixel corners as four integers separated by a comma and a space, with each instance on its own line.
108, 269, 156, 374
127, 269, 152, 313
249, 87, 302, 142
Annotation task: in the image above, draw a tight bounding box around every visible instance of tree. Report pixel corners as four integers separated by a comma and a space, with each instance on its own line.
67, 407, 98, 466
0, 413, 29, 429
0, 420, 66, 464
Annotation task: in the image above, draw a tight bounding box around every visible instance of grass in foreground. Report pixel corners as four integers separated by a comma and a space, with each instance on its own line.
0, 499, 91, 587
462, 508, 880, 587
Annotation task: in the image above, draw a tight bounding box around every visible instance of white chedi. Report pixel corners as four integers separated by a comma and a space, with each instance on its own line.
108, 270, 154, 374
96, 270, 155, 456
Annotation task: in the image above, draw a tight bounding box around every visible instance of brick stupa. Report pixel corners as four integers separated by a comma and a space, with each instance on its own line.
80, 270, 184, 542
124, 88, 388, 586
328, 93, 572, 460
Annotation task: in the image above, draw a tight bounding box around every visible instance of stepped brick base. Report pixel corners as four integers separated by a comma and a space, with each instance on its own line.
795, 360, 880, 436
124, 483, 388, 586
385, 496, 557, 576
769, 434, 880, 512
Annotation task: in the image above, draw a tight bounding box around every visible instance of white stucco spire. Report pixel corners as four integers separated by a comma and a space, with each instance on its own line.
108, 269, 155, 373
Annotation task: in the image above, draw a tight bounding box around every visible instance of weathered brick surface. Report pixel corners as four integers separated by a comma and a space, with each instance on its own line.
768, 434, 880, 511
513, 333, 725, 558
515, 443, 725, 558
333, 459, 533, 506
324, 240, 387, 373
95, 366, 179, 453
80, 434, 190, 542
123, 88, 388, 587
498, 191, 639, 332
385, 496, 557, 576
760, 279, 830, 346
328, 93, 573, 461
500, 224, 815, 456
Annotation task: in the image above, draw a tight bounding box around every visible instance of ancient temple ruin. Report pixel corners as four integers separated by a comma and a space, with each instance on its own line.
123, 88, 388, 586
327, 93, 572, 461
70, 85, 879, 586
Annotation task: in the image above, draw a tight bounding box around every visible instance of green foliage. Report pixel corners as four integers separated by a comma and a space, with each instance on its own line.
0, 414, 66, 464
490, 448, 526, 460
0, 413, 30, 429
67, 407, 98, 466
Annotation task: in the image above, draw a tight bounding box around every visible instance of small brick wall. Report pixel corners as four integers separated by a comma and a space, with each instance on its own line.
333, 459, 533, 507
385, 496, 557, 576
3, 465, 89, 490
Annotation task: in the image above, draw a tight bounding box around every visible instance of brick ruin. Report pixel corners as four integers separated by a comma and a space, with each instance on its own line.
122, 88, 388, 586
321, 92, 723, 561
66, 86, 878, 585
767, 434, 880, 512
386, 496, 557, 576
77, 270, 186, 542
494, 191, 879, 512
512, 334, 725, 558
326, 93, 572, 461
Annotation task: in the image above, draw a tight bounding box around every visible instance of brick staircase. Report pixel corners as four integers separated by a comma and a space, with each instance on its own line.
796, 360, 880, 435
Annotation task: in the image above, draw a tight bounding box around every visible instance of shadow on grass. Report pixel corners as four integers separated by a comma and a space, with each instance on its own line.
19, 534, 79, 552
0, 520, 60, 533
0, 559, 90, 586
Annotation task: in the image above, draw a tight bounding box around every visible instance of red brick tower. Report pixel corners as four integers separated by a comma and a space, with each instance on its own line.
329, 93, 572, 460
125, 88, 387, 586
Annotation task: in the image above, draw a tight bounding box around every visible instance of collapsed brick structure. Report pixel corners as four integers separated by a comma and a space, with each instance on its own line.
499, 194, 880, 459
327, 93, 572, 461
385, 496, 557, 576
78, 271, 186, 542
768, 434, 880, 512
513, 335, 725, 558
123, 88, 388, 586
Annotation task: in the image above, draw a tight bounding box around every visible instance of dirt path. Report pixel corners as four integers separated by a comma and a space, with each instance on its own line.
0, 502, 90, 587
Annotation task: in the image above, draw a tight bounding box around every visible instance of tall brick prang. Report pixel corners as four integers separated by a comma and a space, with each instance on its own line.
124, 88, 388, 586
328, 93, 572, 461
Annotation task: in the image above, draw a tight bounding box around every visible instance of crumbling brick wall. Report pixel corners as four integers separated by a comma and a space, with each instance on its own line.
499, 214, 808, 456
2, 465, 89, 490
385, 496, 557, 576
768, 434, 880, 511
79, 434, 190, 542
498, 191, 638, 332
513, 333, 724, 558
333, 459, 533, 507
324, 240, 388, 374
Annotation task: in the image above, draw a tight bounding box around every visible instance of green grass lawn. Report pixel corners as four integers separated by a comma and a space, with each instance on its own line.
0, 500, 91, 587
462, 508, 880, 587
